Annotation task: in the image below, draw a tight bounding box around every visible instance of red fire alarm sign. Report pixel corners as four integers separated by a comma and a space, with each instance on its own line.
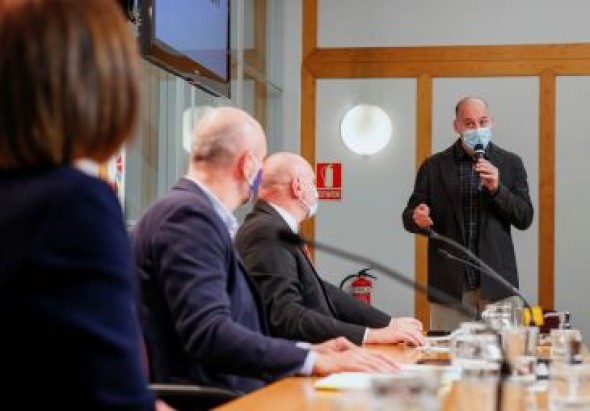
316, 162, 342, 200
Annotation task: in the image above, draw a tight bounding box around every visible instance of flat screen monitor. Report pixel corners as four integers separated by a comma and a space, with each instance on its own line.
139, 0, 231, 98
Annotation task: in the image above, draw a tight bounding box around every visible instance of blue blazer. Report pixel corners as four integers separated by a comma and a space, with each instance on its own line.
0, 167, 154, 410
133, 178, 307, 394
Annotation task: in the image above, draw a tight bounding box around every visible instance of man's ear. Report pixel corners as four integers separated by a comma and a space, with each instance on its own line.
290, 177, 301, 198
236, 152, 253, 180
453, 119, 461, 135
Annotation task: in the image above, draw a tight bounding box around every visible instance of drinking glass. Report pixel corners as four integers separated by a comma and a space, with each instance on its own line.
549, 362, 590, 410
550, 329, 583, 363
369, 371, 440, 411
455, 360, 500, 411
502, 326, 539, 380
481, 302, 514, 331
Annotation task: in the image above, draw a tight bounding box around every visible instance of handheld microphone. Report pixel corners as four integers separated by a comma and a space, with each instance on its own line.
277, 230, 477, 320
473, 143, 485, 162
428, 229, 539, 326
473, 143, 485, 191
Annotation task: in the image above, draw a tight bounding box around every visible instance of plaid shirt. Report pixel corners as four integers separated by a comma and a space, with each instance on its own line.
453, 142, 481, 290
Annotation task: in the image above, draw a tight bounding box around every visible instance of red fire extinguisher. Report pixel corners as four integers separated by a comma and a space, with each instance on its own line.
339, 267, 377, 305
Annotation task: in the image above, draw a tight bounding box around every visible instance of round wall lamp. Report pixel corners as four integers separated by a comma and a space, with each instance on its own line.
340, 104, 392, 155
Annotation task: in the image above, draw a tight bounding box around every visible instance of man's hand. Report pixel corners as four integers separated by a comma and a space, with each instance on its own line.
311, 336, 356, 354
365, 322, 425, 346
474, 158, 499, 193
412, 203, 433, 229
390, 317, 423, 332
312, 348, 399, 376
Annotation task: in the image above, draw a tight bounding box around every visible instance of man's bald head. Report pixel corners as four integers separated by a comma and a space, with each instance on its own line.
260, 152, 313, 192
455, 96, 489, 117
259, 152, 317, 223
190, 106, 266, 168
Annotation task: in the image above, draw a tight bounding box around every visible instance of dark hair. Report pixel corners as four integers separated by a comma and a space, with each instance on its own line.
0, 0, 141, 168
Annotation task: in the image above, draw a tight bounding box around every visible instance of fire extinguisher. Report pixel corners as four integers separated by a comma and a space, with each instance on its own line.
339, 267, 377, 305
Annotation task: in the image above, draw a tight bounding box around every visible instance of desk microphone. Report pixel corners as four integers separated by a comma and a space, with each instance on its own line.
428, 229, 539, 326
277, 230, 477, 320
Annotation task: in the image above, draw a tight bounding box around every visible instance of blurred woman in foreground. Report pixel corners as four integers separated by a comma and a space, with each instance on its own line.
0, 0, 157, 409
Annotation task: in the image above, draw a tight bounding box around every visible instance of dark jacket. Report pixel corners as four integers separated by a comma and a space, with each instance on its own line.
133, 179, 307, 394
235, 200, 391, 345
0, 166, 154, 410
402, 141, 534, 303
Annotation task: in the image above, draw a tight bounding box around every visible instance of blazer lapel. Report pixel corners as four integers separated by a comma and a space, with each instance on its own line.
478, 143, 504, 245
439, 145, 466, 244
257, 200, 339, 316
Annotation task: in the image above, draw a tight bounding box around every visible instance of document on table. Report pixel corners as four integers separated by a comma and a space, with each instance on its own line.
313, 364, 460, 391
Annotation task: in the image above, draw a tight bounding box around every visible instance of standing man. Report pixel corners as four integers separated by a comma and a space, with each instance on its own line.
235, 152, 424, 346
402, 96, 534, 331
134, 107, 398, 395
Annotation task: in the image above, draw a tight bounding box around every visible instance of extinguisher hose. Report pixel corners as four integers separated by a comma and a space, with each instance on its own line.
339, 274, 358, 289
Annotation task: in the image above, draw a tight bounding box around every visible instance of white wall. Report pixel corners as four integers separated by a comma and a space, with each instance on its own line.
315, 79, 417, 317
555, 77, 590, 335
318, 0, 590, 47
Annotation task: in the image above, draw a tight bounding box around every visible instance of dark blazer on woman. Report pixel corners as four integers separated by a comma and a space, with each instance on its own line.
402, 141, 534, 303
0, 166, 154, 410
133, 178, 307, 395
235, 200, 391, 345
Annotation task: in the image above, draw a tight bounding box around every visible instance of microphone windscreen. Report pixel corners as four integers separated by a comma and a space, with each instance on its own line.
276, 229, 304, 245
473, 143, 485, 160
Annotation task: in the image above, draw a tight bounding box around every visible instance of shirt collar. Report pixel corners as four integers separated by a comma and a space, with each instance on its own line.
184, 175, 239, 239
267, 202, 299, 233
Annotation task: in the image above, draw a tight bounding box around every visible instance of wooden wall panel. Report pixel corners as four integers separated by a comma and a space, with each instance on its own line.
415, 74, 433, 328
539, 70, 556, 310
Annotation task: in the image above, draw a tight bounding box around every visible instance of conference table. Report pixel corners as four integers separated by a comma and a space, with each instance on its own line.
214, 344, 551, 411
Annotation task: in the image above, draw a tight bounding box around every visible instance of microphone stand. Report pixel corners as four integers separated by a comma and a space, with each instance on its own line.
428, 229, 534, 314
278, 230, 477, 320
427, 228, 539, 411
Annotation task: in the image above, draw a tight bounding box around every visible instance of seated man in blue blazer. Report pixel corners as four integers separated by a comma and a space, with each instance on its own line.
133, 107, 398, 395
235, 153, 424, 346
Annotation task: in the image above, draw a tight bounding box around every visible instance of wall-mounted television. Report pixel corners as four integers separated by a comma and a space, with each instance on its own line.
139, 0, 231, 98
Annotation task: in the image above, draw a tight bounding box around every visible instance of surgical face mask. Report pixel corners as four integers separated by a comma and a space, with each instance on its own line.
461, 127, 492, 151
299, 182, 319, 218
246, 156, 263, 203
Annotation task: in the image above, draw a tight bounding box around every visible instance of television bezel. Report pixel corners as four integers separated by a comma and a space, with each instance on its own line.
139, 0, 231, 98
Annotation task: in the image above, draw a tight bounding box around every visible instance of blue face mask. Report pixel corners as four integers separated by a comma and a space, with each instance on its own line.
246, 160, 263, 203
462, 127, 492, 150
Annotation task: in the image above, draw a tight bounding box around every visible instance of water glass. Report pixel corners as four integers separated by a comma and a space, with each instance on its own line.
481, 302, 514, 331
550, 329, 582, 363
451, 333, 503, 367
455, 360, 500, 411
369, 371, 440, 411
549, 362, 590, 410
502, 326, 539, 377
